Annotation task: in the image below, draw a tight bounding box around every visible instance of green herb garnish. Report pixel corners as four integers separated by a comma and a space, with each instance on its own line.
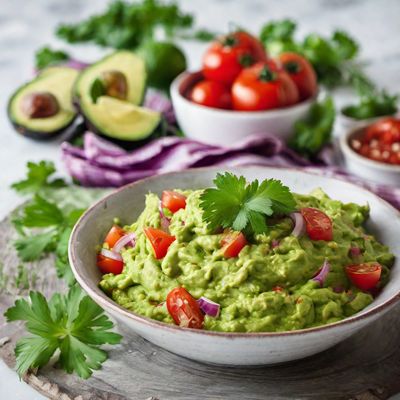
4, 286, 122, 379
289, 97, 335, 156
35, 46, 70, 70
11, 161, 66, 194
200, 173, 296, 237
259, 19, 372, 90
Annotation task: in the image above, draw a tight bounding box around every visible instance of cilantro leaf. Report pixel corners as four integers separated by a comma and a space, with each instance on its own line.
200, 173, 295, 237
11, 161, 66, 194
289, 97, 335, 156
4, 286, 122, 379
35, 46, 70, 70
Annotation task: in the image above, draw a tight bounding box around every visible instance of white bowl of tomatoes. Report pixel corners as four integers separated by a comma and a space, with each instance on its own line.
340, 117, 400, 185
170, 30, 318, 146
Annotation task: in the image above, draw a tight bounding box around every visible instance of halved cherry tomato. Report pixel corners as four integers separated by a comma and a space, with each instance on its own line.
221, 230, 248, 258
346, 263, 382, 291
104, 225, 126, 248
231, 61, 299, 111
166, 287, 204, 329
97, 253, 124, 274
300, 207, 333, 241
144, 227, 175, 259
202, 31, 267, 85
161, 190, 187, 213
190, 80, 232, 109
278, 52, 317, 101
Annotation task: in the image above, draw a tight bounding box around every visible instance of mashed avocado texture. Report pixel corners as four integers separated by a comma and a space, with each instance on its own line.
99, 189, 394, 332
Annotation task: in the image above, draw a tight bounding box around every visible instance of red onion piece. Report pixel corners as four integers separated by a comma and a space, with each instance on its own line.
271, 239, 280, 248
197, 297, 220, 318
100, 248, 123, 262
349, 246, 362, 257
159, 201, 171, 232
289, 212, 305, 237
333, 285, 345, 293
113, 232, 136, 253
312, 259, 330, 287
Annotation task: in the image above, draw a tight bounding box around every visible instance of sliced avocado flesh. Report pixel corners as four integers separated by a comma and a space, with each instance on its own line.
8, 67, 78, 135
74, 51, 146, 106
83, 96, 161, 141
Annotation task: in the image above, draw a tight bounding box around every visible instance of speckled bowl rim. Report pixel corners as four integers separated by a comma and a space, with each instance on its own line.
69, 166, 400, 338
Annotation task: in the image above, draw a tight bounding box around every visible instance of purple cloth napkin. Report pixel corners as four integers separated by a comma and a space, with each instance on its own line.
61, 131, 400, 210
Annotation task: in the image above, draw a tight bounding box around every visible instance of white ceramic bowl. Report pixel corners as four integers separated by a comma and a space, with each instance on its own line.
170, 71, 315, 146
339, 125, 400, 186
69, 166, 400, 366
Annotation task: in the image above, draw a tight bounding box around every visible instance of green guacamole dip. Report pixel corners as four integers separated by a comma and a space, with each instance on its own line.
99, 188, 394, 332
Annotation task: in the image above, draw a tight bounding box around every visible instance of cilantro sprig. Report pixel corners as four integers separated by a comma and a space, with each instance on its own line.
11, 161, 66, 194
4, 286, 122, 379
200, 173, 296, 237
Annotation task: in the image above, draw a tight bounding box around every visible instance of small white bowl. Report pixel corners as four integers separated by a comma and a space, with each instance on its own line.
339, 125, 400, 186
170, 71, 316, 146
69, 166, 400, 366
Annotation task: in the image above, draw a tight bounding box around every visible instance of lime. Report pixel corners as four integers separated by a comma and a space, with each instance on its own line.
138, 41, 187, 91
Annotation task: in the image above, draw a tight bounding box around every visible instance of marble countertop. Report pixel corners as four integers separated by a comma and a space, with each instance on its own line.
1, 0, 399, 398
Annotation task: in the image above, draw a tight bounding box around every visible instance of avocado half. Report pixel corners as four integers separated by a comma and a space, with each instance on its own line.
73, 50, 162, 147
8, 67, 79, 140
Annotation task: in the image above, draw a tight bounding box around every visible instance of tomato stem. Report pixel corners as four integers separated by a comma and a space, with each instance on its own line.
258, 66, 275, 82
284, 61, 301, 74
239, 53, 254, 67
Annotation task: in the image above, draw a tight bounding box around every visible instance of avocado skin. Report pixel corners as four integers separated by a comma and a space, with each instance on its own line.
7, 95, 77, 140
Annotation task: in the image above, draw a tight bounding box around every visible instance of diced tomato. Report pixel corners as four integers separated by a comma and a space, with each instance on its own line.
365, 118, 400, 144
97, 253, 124, 275
166, 287, 204, 329
161, 190, 187, 213
144, 227, 175, 259
220, 230, 248, 258
345, 263, 382, 291
272, 286, 284, 293
300, 207, 333, 241
104, 225, 126, 248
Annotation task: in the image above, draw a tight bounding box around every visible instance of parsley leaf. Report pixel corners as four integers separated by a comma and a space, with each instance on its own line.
14, 230, 58, 262
200, 173, 295, 237
11, 161, 66, 194
4, 286, 122, 379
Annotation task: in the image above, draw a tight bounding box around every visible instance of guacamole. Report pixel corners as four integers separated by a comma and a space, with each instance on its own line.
99, 188, 394, 332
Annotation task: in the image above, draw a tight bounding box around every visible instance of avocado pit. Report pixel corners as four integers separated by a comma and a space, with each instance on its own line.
100, 70, 128, 100
21, 92, 60, 118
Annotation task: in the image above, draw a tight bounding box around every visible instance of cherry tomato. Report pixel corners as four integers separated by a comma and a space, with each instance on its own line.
300, 207, 333, 241
346, 263, 382, 291
161, 190, 187, 213
220, 230, 248, 258
202, 31, 267, 85
104, 225, 126, 248
365, 118, 400, 144
278, 52, 317, 101
144, 227, 175, 259
97, 253, 124, 275
190, 80, 232, 109
166, 287, 204, 329
231, 61, 299, 111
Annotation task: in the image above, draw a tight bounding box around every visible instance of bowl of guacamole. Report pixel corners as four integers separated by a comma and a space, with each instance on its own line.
69, 166, 400, 365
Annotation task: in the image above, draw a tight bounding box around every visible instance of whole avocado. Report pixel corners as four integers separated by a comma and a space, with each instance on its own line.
138, 41, 187, 91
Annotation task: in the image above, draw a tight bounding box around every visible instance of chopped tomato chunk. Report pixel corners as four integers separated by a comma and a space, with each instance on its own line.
166, 287, 204, 329
104, 225, 126, 248
220, 230, 248, 258
300, 207, 333, 241
144, 227, 175, 259
161, 190, 187, 213
97, 253, 124, 275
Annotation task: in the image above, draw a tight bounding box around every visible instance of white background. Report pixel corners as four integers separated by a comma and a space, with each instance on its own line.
1, 0, 400, 398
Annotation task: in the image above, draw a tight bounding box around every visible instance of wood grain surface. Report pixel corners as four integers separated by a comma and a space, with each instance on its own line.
0, 212, 399, 400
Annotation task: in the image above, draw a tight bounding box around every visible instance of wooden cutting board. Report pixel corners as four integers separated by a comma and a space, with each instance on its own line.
1, 211, 400, 400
